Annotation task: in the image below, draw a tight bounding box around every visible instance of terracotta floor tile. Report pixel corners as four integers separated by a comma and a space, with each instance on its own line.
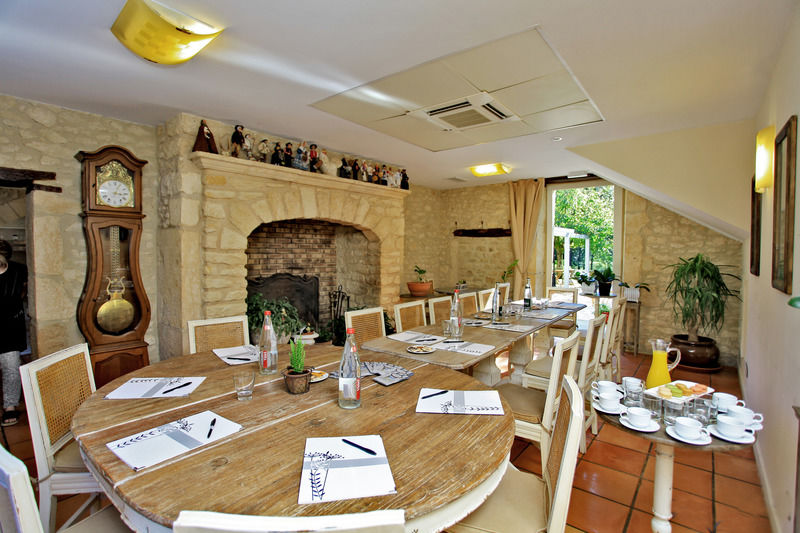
714, 453, 761, 485
583, 440, 648, 476
714, 474, 767, 516
714, 502, 772, 533
511, 442, 542, 475
626, 509, 701, 533
597, 424, 652, 453
633, 366, 649, 380
567, 488, 630, 533
635, 481, 713, 532
565, 526, 587, 533
674, 446, 713, 471
573, 461, 639, 506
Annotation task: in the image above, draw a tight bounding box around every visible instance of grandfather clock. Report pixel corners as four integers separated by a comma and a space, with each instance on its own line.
76, 145, 150, 387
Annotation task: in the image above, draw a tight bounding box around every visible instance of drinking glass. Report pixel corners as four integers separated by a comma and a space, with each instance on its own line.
233, 368, 256, 401
662, 399, 686, 426
688, 398, 716, 426
622, 379, 644, 408
643, 395, 662, 421
442, 320, 453, 338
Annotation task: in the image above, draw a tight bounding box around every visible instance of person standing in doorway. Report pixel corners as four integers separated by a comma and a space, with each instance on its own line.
0, 240, 26, 426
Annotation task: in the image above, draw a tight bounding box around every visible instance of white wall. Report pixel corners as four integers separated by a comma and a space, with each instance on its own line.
746, 5, 800, 532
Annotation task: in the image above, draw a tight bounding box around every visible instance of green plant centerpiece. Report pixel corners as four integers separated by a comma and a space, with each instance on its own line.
572, 270, 596, 294
246, 294, 305, 344
591, 265, 617, 296
500, 259, 518, 283
282, 339, 311, 394
407, 264, 433, 297
664, 253, 740, 369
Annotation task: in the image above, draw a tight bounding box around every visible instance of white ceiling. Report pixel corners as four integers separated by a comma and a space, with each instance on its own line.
0, 0, 794, 189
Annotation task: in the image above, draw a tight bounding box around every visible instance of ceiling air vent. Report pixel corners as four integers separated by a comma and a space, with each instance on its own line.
408, 92, 519, 131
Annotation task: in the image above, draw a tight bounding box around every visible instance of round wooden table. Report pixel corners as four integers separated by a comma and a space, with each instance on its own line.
72, 344, 515, 532
599, 410, 755, 533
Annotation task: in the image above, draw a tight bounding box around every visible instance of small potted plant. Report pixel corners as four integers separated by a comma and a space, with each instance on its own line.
591, 265, 618, 296
500, 259, 518, 283
246, 294, 305, 344
573, 271, 596, 295
282, 339, 311, 394
407, 265, 433, 297
618, 280, 651, 302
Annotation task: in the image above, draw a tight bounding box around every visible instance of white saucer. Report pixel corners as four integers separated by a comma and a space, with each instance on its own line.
748, 422, 763, 431
619, 415, 660, 433
309, 370, 328, 383
591, 401, 626, 415
708, 424, 756, 444
665, 425, 712, 445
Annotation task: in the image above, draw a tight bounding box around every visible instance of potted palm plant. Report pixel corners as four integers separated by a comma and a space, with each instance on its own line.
665, 253, 740, 369
282, 339, 311, 394
591, 265, 617, 296
407, 265, 433, 297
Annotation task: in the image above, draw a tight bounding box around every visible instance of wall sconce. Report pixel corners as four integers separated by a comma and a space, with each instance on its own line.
755, 125, 775, 192
470, 163, 511, 177
111, 0, 223, 65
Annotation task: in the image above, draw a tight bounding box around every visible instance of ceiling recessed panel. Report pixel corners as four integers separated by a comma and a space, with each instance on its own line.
368, 61, 477, 110
443, 29, 564, 92
312, 90, 406, 124
491, 71, 587, 117
368, 115, 474, 152
460, 120, 537, 144
523, 101, 603, 133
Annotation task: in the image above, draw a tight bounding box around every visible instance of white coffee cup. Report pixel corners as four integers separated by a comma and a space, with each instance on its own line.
716, 414, 755, 439
712, 392, 745, 412
625, 406, 651, 428
726, 405, 764, 426
596, 391, 624, 411
592, 381, 621, 396
622, 376, 643, 390
675, 416, 708, 441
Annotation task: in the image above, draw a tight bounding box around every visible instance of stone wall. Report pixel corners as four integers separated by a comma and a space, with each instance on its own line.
335, 226, 380, 308
622, 191, 742, 364
0, 94, 160, 358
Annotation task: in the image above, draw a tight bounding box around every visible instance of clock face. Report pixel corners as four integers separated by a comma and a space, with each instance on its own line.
98, 179, 133, 208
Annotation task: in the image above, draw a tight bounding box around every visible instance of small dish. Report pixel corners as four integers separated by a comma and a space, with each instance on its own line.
619, 415, 660, 433
309, 370, 328, 383
591, 401, 627, 415
665, 425, 712, 445
407, 345, 435, 354
708, 424, 756, 444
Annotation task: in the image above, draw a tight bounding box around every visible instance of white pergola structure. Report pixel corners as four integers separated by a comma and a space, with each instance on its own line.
553, 227, 590, 286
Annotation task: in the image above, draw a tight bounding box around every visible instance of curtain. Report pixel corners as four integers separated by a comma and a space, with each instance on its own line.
509, 179, 545, 300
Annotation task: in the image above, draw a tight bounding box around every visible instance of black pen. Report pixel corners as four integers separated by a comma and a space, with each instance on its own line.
161, 381, 192, 394
206, 418, 216, 439
442, 340, 463, 343
342, 438, 376, 456
421, 389, 449, 399
225, 356, 250, 361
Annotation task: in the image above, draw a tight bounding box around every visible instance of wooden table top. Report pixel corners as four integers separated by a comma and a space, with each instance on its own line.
73, 344, 515, 529
362, 308, 577, 370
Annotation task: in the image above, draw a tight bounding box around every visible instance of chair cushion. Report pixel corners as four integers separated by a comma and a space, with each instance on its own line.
62, 504, 130, 533
523, 356, 553, 378
452, 463, 546, 533
551, 319, 575, 329
496, 384, 546, 425
54, 439, 88, 473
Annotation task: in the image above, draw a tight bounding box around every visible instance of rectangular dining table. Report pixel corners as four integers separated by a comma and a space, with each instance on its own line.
362, 304, 585, 386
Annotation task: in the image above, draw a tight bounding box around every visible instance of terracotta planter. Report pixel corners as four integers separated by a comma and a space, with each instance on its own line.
670, 334, 721, 372
407, 281, 433, 297
282, 367, 311, 394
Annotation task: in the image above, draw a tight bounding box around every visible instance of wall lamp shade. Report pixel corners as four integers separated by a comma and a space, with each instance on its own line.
470, 163, 511, 177
111, 0, 223, 65
755, 125, 775, 192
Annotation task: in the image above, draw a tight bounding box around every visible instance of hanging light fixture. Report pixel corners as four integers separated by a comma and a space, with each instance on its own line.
754, 125, 775, 192
470, 163, 511, 177
111, 0, 223, 65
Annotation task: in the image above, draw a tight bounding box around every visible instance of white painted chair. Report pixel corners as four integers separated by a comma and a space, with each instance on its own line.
19, 343, 104, 532
497, 282, 510, 304
427, 295, 452, 325
545, 286, 579, 339
477, 289, 494, 311
598, 298, 624, 383
188, 315, 249, 354
344, 307, 386, 347
393, 300, 426, 332
459, 292, 479, 317
495, 330, 580, 446
608, 298, 628, 382
173, 509, 405, 533
0, 443, 128, 533
451, 375, 583, 533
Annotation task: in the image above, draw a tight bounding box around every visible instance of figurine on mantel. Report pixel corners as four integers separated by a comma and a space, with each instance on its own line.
293, 142, 309, 171
338, 158, 352, 179
364, 164, 374, 183
243, 134, 255, 160
270, 142, 284, 165
387, 167, 401, 188
320, 150, 336, 175
283, 142, 293, 167
352, 159, 361, 181
400, 169, 410, 190
192, 120, 218, 154
308, 143, 320, 172
257, 139, 271, 163
230, 125, 245, 158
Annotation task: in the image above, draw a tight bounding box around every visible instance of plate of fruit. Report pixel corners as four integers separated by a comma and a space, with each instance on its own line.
645, 380, 714, 402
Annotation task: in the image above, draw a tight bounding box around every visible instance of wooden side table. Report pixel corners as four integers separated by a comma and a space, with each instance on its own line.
623, 300, 641, 355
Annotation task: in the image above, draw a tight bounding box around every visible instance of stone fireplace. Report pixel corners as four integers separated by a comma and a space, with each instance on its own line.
157, 148, 407, 357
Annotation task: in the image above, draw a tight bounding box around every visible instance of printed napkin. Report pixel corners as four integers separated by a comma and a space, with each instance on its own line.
482, 323, 536, 333
105, 377, 206, 399
386, 331, 444, 344
429, 341, 494, 357
212, 345, 259, 365
299, 435, 396, 504
520, 309, 567, 320
329, 362, 413, 386
463, 318, 490, 327
106, 410, 241, 470
415, 388, 504, 415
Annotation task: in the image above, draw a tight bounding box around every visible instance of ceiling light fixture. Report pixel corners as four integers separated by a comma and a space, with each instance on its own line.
551, 136, 563, 142
111, 0, 223, 65
754, 124, 775, 192
470, 163, 511, 177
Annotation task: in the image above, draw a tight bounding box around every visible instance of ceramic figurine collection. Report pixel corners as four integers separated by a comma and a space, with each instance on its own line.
192, 120, 410, 190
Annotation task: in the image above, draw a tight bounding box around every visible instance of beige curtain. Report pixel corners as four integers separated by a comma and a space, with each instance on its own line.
509, 179, 545, 300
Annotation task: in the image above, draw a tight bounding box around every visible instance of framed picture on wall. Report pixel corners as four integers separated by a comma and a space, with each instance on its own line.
772, 115, 796, 294
750, 175, 761, 276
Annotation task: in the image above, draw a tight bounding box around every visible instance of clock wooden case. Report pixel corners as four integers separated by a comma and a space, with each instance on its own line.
76, 145, 151, 387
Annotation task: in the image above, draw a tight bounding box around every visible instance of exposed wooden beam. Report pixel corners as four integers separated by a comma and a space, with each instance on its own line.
0, 166, 56, 182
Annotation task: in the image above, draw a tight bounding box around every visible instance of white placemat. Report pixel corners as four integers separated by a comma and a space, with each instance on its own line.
415, 388, 504, 415
105, 377, 206, 399
212, 345, 259, 365
386, 331, 444, 344
429, 341, 494, 356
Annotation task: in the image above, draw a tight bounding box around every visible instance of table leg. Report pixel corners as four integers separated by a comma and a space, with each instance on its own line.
508, 334, 535, 385
472, 355, 501, 386
651, 443, 674, 533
